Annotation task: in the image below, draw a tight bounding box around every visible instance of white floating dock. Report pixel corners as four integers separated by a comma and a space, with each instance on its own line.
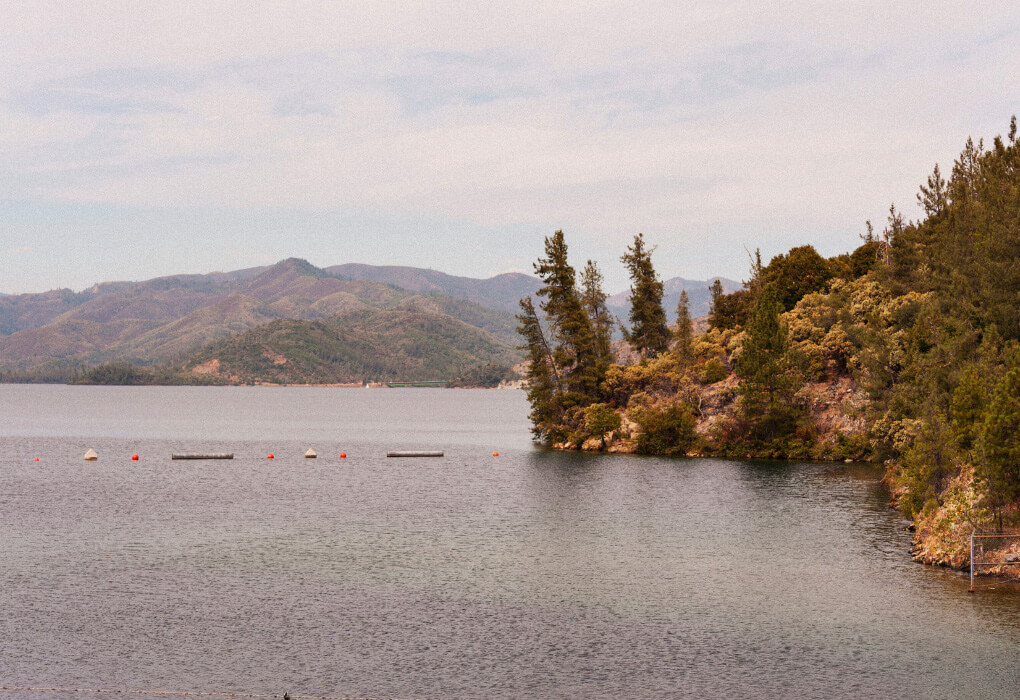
386, 451, 444, 458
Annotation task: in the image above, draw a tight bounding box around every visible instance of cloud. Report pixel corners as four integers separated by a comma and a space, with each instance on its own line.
1, 2, 1019, 292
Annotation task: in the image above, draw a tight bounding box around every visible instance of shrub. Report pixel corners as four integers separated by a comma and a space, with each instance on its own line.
583, 403, 622, 447
635, 403, 698, 456
702, 358, 727, 384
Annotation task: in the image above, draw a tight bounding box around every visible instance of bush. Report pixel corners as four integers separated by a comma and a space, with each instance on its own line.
583, 403, 622, 446
836, 433, 874, 461
635, 403, 698, 456
702, 358, 727, 384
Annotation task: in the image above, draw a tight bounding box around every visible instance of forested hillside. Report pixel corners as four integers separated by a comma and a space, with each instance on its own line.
518, 119, 1020, 567
0, 258, 522, 383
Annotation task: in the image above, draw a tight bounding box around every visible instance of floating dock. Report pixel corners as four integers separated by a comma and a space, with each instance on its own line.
386, 451, 444, 458
171, 453, 234, 460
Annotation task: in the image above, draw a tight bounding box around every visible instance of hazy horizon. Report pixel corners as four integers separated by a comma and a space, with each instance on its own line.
0, 255, 744, 298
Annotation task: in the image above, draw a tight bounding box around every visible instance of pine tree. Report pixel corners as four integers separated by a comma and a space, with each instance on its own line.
674, 289, 693, 361
516, 296, 561, 437
580, 260, 614, 378
735, 284, 799, 442
980, 369, 1020, 522
533, 230, 599, 398
621, 233, 670, 358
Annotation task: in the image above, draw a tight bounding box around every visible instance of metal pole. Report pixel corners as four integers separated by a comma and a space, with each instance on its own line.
969, 529, 975, 593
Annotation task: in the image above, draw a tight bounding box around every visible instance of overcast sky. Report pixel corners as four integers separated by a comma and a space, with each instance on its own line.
2, 1, 1018, 295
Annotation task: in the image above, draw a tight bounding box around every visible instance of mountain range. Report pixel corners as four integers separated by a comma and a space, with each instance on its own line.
0, 260, 739, 384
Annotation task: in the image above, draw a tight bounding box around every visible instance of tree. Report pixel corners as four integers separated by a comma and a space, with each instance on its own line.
621, 233, 670, 357
708, 280, 751, 330
980, 369, 1020, 523
762, 245, 833, 311
735, 284, 799, 441
580, 260, 614, 377
674, 289, 693, 361
951, 365, 986, 452
516, 296, 561, 437
534, 230, 600, 398
584, 402, 622, 448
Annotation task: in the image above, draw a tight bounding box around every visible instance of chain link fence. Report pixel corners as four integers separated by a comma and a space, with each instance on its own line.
970, 530, 1020, 591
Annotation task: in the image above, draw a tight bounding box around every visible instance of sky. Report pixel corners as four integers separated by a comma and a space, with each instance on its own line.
1, 1, 1018, 295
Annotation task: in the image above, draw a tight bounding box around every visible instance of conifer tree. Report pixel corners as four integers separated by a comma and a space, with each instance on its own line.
516, 296, 561, 436
580, 260, 614, 377
533, 230, 600, 398
980, 369, 1020, 523
674, 289, 693, 361
621, 233, 670, 358
735, 284, 799, 442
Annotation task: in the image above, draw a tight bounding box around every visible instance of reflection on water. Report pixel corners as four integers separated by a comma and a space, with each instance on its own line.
0, 385, 1018, 699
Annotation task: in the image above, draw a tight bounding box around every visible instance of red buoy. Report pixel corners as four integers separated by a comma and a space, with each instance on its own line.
267, 453, 275, 459
340, 452, 347, 459
492, 452, 499, 457
132, 454, 139, 461
34, 457, 40, 462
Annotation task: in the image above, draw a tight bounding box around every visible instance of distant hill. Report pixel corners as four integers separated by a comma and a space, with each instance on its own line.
182, 310, 519, 385
607, 276, 742, 324
325, 263, 541, 314
0, 258, 522, 380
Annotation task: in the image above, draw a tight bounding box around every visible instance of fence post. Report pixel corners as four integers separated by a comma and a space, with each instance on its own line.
969, 529, 975, 593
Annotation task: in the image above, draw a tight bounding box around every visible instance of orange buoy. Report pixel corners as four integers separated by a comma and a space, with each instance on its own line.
340, 452, 347, 458
131, 454, 139, 461
267, 453, 275, 459
492, 452, 499, 457
34, 457, 40, 462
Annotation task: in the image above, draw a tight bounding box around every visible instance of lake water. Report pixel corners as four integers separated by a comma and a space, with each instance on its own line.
1, 385, 1018, 699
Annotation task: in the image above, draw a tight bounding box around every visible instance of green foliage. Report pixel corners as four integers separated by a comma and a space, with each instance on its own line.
709, 282, 751, 330
836, 433, 874, 461
517, 296, 562, 436
762, 244, 834, 311
518, 231, 617, 441
71, 361, 226, 386
701, 358, 727, 384
897, 409, 958, 517
622, 233, 670, 357
635, 403, 698, 456
186, 311, 517, 386
580, 260, 615, 381
950, 365, 986, 451
534, 230, 602, 397
735, 284, 801, 442
979, 369, 1020, 516
674, 290, 693, 361
74, 362, 151, 385
848, 241, 881, 279
583, 403, 622, 446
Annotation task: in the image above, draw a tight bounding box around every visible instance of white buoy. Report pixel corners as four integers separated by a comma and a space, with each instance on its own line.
304, 448, 317, 458
84, 449, 98, 461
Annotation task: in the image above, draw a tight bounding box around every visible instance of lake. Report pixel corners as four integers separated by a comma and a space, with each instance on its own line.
1, 385, 1018, 699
